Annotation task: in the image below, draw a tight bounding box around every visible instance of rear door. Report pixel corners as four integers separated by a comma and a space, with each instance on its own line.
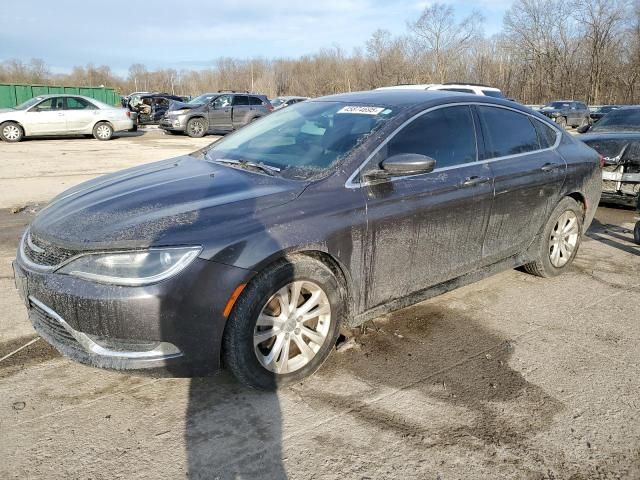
64, 97, 98, 132
231, 95, 250, 129
208, 94, 233, 131
477, 105, 566, 261
23, 97, 68, 134
360, 104, 494, 308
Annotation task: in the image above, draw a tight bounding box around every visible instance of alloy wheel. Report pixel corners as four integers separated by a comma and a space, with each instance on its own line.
96, 124, 112, 139
549, 210, 579, 267
189, 120, 204, 136
253, 280, 331, 374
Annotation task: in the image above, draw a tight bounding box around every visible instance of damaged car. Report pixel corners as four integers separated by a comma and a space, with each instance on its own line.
159, 91, 273, 137
14, 90, 601, 389
578, 106, 640, 209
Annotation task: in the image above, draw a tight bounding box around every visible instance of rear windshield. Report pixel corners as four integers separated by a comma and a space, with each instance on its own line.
592, 109, 640, 132
206, 101, 398, 180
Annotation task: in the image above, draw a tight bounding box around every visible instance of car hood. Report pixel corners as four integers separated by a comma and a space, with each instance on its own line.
167, 101, 204, 112
30, 155, 306, 251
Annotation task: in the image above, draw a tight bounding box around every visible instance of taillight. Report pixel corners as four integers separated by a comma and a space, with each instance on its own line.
125, 111, 131, 118
598, 154, 605, 168
266, 103, 274, 112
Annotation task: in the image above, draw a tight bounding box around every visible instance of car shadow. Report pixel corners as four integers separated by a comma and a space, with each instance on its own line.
586, 218, 639, 256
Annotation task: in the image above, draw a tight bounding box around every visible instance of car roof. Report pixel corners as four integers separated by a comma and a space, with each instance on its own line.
313, 89, 509, 108
433, 84, 501, 91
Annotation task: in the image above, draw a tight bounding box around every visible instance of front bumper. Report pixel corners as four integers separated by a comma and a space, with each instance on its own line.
13, 256, 253, 373
159, 116, 186, 132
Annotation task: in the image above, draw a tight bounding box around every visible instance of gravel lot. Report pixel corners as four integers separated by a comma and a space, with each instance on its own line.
0, 130, 638, 479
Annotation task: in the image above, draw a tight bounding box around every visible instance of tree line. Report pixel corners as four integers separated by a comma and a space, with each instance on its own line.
1, 0, 638, 105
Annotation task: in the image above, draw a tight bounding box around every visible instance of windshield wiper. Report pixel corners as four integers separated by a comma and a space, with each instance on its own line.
214, 158, 280, 176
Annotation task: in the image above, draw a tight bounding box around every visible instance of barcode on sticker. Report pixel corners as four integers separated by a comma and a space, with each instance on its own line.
337, 106, 385, 115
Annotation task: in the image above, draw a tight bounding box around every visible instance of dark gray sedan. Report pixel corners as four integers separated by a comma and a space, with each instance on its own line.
14, 90, 601, 389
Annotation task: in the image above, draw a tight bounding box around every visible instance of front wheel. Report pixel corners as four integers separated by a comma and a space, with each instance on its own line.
223, 256, 344, 390
523, 197, 583, 277
1, 122, 24, 142
186, 118, 207, 137
93, 122, 113, 141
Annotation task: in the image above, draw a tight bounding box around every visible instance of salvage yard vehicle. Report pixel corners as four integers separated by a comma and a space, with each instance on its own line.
127, 93, 184, 125
578, 107, 640, 239
13, 90, 601, 389
271, 96, 309, 110
540, 100, 591, 129
0, 94, 133, 142
589, 105, 621, 123
160, 90, 273, 137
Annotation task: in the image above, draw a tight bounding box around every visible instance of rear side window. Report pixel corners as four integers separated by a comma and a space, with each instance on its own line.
249, 96, 264, 105
233, 95, 249, 106
481, 90, 504, 98
478, 106, 540, 158
66, 97, 96, 110
532, 119, 558, 148
384, 105, 477, 169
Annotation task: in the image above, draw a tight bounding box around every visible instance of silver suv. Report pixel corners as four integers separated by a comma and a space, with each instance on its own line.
159, 91, 273, 137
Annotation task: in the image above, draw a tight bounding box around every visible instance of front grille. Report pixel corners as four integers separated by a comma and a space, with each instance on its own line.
29, 300, 79, 348
23, 232, 79, 267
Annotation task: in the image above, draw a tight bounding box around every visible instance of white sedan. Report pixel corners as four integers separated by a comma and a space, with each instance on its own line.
0, 94, 134, 142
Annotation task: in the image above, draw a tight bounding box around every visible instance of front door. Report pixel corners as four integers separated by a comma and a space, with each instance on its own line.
24, 97, 67, 135
360, 105, 493, 309
476, 105, 567, 261
208, 94, 233, 131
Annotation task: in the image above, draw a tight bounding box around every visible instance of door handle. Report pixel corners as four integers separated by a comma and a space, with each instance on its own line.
540, 163, 559, 172
461, 176, 490, 187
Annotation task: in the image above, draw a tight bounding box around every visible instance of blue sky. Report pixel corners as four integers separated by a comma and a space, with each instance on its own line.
0, 0, 511, 75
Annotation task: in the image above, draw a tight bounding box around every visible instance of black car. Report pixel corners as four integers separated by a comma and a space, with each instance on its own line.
127, 93, 185, 125
159, 91, 273, 137
540, 101, 591, 129
590, 105, 621, 123
578, 107, 640, 215
13, 90, 601, 389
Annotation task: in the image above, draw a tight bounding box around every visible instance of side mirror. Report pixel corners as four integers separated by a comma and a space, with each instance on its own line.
363, 153, 436, 182
577, 124, 591, 134
381, 153, 436, 175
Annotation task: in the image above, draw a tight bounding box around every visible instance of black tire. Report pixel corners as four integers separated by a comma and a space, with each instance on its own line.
556, 116, 567, 129
186, 117, 207, 138
523, 197, 584, 277
0, 121, 24, 142
223, 256, 345, 390
93, 122, 113, 141
634, 221, 640, 245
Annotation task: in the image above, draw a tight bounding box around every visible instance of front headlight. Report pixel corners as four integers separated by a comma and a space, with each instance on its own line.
57, 246, 202, 286
168, 109, 189, 116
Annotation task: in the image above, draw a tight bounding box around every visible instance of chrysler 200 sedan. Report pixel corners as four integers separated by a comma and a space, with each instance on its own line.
13, 91, 602, 389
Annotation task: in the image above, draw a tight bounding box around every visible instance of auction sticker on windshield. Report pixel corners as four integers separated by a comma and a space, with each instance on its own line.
337, 106, 385, 115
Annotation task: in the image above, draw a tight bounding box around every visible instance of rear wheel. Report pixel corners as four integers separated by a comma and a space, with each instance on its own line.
186, 118, 207, 137
93, 122, 113, 141
1, 122, 24, 142
524, 197, 583, 277
223, 256, 344, 390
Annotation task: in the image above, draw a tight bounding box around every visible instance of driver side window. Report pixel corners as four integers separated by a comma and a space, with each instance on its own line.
366, 105, 477, 174
32, 98, 63, 112
212, 95, 232, 109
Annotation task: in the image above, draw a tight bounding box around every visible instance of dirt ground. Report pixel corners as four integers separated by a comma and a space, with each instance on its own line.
0, 131, 639, 479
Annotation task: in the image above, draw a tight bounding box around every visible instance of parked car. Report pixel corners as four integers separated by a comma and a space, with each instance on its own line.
377, 83, 505, 98
160, 91, 273, 137
127, 93, 184, 125
540, 101, 591, 129
589, 105, 621, 123
578, 106, 640, 214
13, 90, 601, 389
428, 83, 505, 98
271, 96, 309, 110
0, 94, 133, 142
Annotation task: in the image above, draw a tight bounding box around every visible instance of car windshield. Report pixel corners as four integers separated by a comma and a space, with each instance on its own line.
545, 102, 570, 109
206, 101, 397, 180
592, 109, 640, 132
12, 97, 45, 110
271, 98, 285, 107
188, 94, 217, 105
